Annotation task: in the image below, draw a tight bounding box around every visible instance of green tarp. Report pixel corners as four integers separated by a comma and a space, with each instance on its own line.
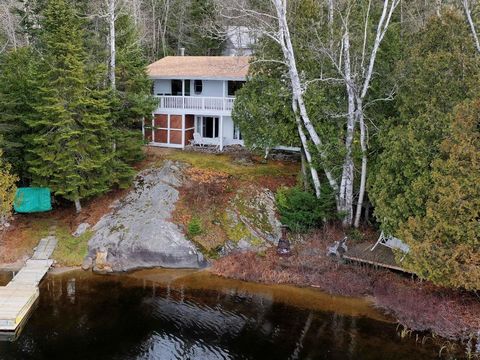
14, 187, 52, 213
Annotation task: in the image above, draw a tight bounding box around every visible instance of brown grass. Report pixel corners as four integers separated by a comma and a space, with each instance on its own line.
211, 224, 480, 341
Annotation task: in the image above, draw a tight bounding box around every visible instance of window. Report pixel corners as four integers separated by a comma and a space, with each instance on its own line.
228, 81, 245, 96
194, 80, 203, 95
233, 124, 243, 140
201, 117, 219, 138
195, 116, 202, 134
171, 79, 182, 96
184, 80, 191, 96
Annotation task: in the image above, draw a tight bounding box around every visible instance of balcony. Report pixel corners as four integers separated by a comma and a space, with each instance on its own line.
155, 96, 235, 113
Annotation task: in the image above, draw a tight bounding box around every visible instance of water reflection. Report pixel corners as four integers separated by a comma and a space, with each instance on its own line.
0, 270, 443, 360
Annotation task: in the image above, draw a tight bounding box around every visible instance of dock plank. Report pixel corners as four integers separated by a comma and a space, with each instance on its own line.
0, 235, 57, 332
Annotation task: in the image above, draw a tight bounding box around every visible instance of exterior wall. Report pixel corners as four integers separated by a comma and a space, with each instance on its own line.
145, 113, 243, 149
153, 79, 225, 97
190, 80, 223, 97
222, 116, 244, 146
153, 80, 171, 95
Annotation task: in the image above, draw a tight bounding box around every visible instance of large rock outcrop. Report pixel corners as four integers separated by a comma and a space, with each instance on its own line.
86, 161, 206, 272
222, 186, 282, 253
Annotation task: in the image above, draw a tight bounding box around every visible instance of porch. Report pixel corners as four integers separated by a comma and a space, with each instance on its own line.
155, 95, 235, 114
143, 114, 243, 151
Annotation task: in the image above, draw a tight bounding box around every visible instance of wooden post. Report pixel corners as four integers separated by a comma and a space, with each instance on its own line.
182, 79, 185, 108
167, 114, 170, 145
222, 80, 226, 110
181, 114, 185, 150
219, 116, 224, 151
151, 113, 155, 143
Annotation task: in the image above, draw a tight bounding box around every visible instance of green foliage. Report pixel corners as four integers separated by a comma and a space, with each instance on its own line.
0, 149, 18, 226
232, 75, 298, 151
399, 100, 480, 290
276, 186, 335, 232
370, 11, 480, 234
188, 217, 203, 237
184, 0, 224, 55
25, 0, 112, 207
347, 228, 364, 242
0, 47, 40, 178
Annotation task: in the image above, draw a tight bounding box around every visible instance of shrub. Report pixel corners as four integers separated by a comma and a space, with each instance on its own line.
0, 150, 18, 228
187, 217, 203, 237
276, 186, 335, 232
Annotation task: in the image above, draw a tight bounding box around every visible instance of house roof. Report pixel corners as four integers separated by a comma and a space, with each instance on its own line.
147, 56, 251, 80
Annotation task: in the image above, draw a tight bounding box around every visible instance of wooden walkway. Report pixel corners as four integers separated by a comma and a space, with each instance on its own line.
343, 240, 414, 274
0, 235, 57, 333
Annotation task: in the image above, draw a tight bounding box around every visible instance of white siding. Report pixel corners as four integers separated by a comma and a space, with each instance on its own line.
190, 80, 223, 97
153, 80, 171, 95
222, 116, 243, 145
153, 79, 226, 97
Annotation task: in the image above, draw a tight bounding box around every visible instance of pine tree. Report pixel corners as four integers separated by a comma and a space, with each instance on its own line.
0, 47, 40, 178
108, 14, 156, 187
25, 0, 112, 212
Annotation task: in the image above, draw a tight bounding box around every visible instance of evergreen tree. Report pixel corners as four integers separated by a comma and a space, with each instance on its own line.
401, 100, 480, 290
110, 13, 156, 187
25, 0, 112, 212
232, 75, 298, 152
370, 11, 480, 233
0, 47, 39, 179
184, 0, 223, 55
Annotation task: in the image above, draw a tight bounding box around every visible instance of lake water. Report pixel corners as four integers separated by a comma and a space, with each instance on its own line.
0, 269, 446, 359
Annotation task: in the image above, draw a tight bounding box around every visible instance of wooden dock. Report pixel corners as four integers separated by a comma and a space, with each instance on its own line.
0, 236, 57, 333
343, 240, 414, 274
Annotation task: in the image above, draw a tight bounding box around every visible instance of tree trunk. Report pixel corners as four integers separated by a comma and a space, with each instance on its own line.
74, 198, 82, 213
354, 98, 367, 228
293, 99, 321, 198
109, 0, 116, 90
300, 149, 309, 192
273, 0, 339, 205
340, 30, 356, 227
463, 0, 480, 54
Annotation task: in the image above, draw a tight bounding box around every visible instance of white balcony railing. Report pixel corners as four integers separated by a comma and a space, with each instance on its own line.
155, 96, 235, 112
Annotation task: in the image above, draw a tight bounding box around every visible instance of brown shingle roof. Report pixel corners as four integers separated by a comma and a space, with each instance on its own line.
147, 56, 251, 80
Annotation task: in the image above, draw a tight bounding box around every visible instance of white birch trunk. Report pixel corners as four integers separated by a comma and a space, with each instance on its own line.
292, 99, 322, 199
109, 0, 116, 90
354, 97, 367, 228
340, 30, 355, 226
463, 0, 480, 54
273, 0, 340, 202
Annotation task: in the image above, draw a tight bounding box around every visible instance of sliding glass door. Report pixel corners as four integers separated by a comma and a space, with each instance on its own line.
196, 116, 219, 138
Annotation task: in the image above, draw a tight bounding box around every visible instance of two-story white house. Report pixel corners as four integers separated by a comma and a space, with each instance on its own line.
144, 56, 250, 151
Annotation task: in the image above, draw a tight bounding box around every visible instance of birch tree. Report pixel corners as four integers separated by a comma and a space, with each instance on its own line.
218, 0, 339, 207
302, 0, 399, 226
219, 0, 399, 226
462, 0, 480, 53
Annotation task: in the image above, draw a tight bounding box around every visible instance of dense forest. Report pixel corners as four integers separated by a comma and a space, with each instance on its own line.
0, 0, 479, 290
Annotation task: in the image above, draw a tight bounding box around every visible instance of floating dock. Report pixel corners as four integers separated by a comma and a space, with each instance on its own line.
0, 236, 57, 333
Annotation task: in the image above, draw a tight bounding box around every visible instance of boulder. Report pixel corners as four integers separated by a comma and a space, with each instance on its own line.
222, 186, 282, 253
81, 256, 93, 271
73, 223, 90, 237
86, 161, 206, 272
